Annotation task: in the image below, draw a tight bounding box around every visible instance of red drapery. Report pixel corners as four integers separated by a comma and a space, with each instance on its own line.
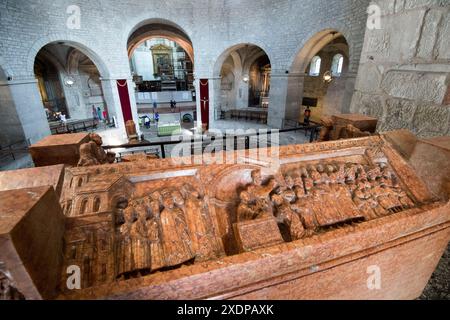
116, 79, 133, 123
199, 79, 209, 130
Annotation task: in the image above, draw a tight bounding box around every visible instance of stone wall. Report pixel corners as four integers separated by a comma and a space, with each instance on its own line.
351, 0, 450, 138
0, 0, 371, 143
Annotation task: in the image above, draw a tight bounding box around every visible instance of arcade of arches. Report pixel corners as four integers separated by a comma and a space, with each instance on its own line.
0, 0, 449, 148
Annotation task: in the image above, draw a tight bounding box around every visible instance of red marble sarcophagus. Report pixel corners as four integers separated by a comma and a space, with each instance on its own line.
0, 130, 449, 300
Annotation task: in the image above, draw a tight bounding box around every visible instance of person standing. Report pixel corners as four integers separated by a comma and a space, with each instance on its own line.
153, 101, 158, 110
144, 116, 151, 129
60, 112, 67, 129
97, 106, 103, 121
155, 112, 160, 125
92, 105, 99, 121
304, 106, 312, 125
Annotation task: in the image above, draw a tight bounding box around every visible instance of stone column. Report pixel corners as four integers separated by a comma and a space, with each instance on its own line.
208, 77, 221, 129
268, 72, 306, 128
323, 72, 357, 115
0, 77, 50, 144
100, 78, 127, 140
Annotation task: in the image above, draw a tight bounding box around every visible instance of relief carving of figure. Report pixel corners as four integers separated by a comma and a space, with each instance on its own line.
78, 133, 116, 167
272, 192, 305, 241
146, 196, 165, 272
160, 193, 195, 267
116, 205, 135, 277
237, 170, 278, 222
130, 203, 151, 272
181, 184, 223, 261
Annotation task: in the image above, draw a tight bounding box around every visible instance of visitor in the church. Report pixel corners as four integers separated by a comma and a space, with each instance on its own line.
60, 112, 67, 127
155, 112, 160, 124
144, 116, 151, 129
153, 101, 157, 110
97, 106, 103, 121
304, 106, 311, 125
92, 105, 99, 121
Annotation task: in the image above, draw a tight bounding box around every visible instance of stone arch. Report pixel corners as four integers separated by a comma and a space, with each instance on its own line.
289, 29, 349, 74
126, 18, 194, 63
26, 34, 111, 78
212, 43, 272, 115
281, 29, 354, 125
212, 43, 273, 79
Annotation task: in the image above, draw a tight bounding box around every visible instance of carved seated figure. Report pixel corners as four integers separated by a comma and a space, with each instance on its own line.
78, 133, 116, 167
317, 117, 335, 142
237, 170, 278, 222
340, 124, 372, 139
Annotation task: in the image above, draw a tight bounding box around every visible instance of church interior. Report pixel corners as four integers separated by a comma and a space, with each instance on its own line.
0, 0, 449, 301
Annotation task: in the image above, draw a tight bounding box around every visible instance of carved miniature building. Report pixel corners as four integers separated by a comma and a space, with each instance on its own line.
1, 131, 449, 300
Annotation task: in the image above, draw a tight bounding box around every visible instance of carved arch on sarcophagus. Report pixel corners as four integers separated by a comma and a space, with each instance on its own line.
204, 164, 277, 256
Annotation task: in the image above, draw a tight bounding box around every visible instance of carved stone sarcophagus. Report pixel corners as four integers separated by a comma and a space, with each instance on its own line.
1, 131, 449, 300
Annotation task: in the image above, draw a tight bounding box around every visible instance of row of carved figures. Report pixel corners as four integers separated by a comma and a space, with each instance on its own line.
115, 184, 223, 278
237, 163, 415, 242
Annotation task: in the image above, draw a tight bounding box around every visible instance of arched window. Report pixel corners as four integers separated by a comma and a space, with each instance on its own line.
77, 178, 83, 187
331, 54, 344, 76
80, 199, 88, 215
66, 200, 72, 216
93, 197, 101, 212
309, 56, 322, 76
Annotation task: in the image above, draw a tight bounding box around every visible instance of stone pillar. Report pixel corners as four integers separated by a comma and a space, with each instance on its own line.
236, 80, 249, 109
0, 79, 26, 146
100, 78, 127, 140
209, 77, 221, 129
323, 72, 357, 116
268, 72, 306, 128
59, 71, 89, 120
0, 77, 50, 145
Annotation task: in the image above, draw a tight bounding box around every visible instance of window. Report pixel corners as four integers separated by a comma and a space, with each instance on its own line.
309, 56, 321, 76
93, 197, 101, 212
66, 200, 72, 215
331, 54, 344, 76
80, 199, 88, 215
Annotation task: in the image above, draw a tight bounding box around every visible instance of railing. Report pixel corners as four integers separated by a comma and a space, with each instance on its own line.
104, 124, 321, 160
50, 119, 99, 135
0, 139, 31, 162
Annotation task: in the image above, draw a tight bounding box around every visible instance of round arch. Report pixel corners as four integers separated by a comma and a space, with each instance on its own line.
289, 29, 350, 74
212, 42, 273, 79
127, 19, 194, 62
27, 35, 111, 78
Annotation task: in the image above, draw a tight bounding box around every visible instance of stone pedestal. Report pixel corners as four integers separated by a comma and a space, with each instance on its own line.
408, 136, 450, 201
0, 186, 65, 299
29, 133, 90, 167
331, 113, 378, 140
0, 164, 65, 197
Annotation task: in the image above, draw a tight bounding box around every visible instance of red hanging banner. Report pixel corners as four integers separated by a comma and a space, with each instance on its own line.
199, 79, 209, 130
116, 79, 133, 123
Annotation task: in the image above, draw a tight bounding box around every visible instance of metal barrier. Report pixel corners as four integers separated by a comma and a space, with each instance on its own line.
104, 124, 321, 160
0, 139, 31, 162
